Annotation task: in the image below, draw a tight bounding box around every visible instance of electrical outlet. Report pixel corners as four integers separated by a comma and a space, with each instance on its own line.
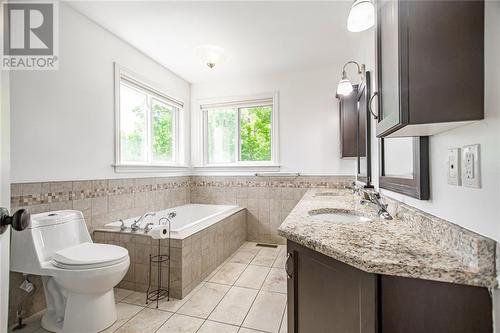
462, 144, 481, 188
447, 148, 460, 185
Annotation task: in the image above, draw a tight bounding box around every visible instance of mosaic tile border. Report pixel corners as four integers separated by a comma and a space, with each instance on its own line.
11, 175, 354, 207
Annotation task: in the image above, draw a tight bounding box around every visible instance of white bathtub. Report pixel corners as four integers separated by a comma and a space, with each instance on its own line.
105, 204, 243, 239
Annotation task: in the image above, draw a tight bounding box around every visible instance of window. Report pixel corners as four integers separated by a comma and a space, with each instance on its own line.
201, 95, 278, 167
115, 65, 184, 171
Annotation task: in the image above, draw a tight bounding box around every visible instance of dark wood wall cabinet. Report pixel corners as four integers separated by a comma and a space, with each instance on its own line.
286, 241, 492, 333
337, 85, 359, 158
375, 0, 485, 138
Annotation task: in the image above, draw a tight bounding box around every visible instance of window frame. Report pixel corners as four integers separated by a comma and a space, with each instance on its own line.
200, 92, 280, 169
114, 63, 187, 173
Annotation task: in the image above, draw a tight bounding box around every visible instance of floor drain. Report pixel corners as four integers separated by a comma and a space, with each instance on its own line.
256, 243, 278, 248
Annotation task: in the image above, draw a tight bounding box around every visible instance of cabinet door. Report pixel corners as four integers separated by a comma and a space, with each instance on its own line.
287, 241, 377, 333
376, 0, 408, 136
339, 86, 358, 158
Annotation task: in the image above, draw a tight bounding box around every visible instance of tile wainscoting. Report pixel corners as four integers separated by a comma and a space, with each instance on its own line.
190, 175, 354, 245
8, 174, 353, 326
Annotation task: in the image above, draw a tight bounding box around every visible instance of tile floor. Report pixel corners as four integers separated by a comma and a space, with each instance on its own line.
11, 242, 288, 333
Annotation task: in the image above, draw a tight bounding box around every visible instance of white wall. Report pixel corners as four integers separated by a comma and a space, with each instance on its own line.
363, 1, 500, 243
9, 3, 191, 183
190, 65, 357, 175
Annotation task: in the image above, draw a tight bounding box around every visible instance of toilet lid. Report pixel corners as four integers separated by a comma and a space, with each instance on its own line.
52, 242, 128, 267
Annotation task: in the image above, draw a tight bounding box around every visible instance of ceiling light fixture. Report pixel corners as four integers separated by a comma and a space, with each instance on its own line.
347, 0, 375, 32
336, 61, 365, 96
194, 45, 227, 69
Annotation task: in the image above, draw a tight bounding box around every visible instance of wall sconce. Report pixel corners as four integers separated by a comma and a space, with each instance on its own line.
347, 0, 375, 32
336, 61, 365, 96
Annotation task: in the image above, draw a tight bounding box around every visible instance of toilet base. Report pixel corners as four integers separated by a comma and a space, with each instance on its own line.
41, 288, 117, 333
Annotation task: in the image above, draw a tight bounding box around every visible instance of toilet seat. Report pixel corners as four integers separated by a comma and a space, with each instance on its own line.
52, 242, 128, 270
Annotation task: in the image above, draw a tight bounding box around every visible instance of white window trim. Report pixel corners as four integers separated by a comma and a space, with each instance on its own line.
113, 63, 188, 173
197, 92, 280, 171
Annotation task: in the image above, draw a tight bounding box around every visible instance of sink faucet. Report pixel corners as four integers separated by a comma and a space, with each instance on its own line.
360, 191, 393, 220
131, 212, 156, 232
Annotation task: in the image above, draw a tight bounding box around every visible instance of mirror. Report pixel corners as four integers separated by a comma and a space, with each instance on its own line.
380, 136, 429, 199
383, 137, 413, 178
356, 71, 372, 186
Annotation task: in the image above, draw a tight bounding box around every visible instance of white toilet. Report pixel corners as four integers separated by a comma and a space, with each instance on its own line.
10, 210, 130, 333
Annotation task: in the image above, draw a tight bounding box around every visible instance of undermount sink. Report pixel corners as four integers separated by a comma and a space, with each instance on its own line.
308, 208, 372, 224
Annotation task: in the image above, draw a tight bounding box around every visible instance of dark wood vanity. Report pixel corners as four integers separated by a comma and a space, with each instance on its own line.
286, 241, 493, 333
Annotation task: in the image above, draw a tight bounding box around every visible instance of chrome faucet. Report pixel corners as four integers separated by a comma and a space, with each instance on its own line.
360, 191, 393, 220
130, 212, 156, 232
119, 219, 127, 232
143, 222, 154, 234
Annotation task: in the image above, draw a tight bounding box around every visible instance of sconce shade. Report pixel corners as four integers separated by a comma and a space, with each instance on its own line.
337, 78, 354, 96
347, 0, 375, 32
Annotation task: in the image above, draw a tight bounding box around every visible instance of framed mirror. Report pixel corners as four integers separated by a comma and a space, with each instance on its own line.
379, 136, 430, 199
356, 71, 372, 187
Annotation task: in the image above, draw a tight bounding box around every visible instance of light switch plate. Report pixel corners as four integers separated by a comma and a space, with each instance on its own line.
462, 144, 481, 188
447, 148, 460, 186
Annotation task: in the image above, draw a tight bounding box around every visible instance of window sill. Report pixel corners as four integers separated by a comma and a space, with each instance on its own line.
113, 164, 190, 174
192, 164, 281, 175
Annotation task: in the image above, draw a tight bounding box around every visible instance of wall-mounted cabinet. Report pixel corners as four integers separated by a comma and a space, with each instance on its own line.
376, 0, 484, 138
337, 85, 359, 158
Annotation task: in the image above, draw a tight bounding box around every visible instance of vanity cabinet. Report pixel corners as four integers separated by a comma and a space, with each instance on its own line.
286, 240, 492, 333
337, 85, 359, 158
376, 0, 484, 137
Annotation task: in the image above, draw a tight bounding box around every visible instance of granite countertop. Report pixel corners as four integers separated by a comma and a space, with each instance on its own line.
278, 189, 497, 288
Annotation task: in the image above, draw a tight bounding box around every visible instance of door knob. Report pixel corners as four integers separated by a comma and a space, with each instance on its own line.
0, 208, 30, 234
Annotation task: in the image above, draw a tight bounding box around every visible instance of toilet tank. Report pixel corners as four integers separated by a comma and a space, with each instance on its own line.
11, 210, 92, 274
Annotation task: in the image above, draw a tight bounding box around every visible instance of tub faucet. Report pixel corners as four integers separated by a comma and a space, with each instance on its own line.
360, 191, 393, 220
143, 223, 154, 234
119, 219, 127, 232
131, 212, 156, 232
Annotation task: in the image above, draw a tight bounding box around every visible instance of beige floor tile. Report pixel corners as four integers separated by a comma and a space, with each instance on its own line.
177, 282, 230, 319
240, 242, 259, 249
279, 307, 287, 333
156, 313, 204, 333
197, 320, 239, 333
238, 328, 263, 333
234, 265, 270, 290
114, 288, 135, 302
229, 249, 260, 264
209, 262, 247, 285
121, 291, 147, 306
209, 286, 258, 326
9, 311, 43, 333
243, 291, 287, 333
272, 251, 287, 268
147, 296, 189, 313
250, 248, 279, 267
115, 308, 172, 333
262, 267, 287, 294
101, 303, 143, 333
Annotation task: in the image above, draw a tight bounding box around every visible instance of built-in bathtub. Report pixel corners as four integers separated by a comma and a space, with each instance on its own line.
105, 204, 243, 239
93, 204, 247, 299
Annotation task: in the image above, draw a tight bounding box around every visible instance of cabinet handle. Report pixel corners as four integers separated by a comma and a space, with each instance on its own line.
285, 253, 294, 279
368, 91, 379, 120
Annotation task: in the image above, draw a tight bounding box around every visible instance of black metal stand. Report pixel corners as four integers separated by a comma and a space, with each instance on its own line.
146, 218, 171, 308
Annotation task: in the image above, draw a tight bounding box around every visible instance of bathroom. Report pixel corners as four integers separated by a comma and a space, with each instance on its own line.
0, 0, 499, 332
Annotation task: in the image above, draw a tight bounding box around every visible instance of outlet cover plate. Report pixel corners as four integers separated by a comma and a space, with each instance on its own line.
447, 148, 461, 186
462, 144, 481, 188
